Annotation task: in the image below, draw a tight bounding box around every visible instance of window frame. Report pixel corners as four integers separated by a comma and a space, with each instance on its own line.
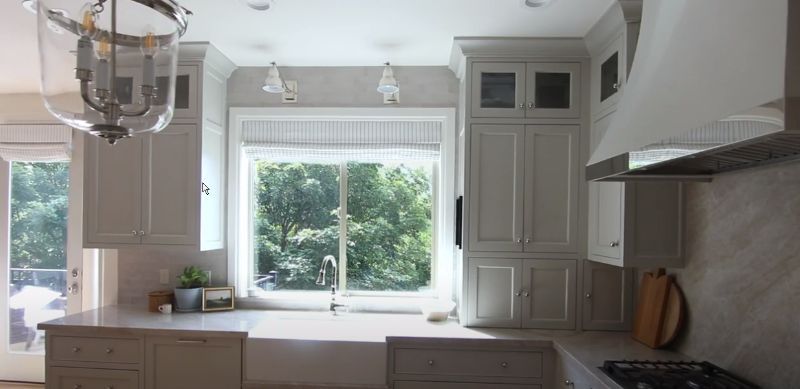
228, 108, 456, 306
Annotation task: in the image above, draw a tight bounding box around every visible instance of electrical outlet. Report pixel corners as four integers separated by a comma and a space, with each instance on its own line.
159, 269, 169, 285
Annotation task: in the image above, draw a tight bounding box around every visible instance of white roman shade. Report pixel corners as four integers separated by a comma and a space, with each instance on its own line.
242, 119, 442, 162
0, 124, 72, 162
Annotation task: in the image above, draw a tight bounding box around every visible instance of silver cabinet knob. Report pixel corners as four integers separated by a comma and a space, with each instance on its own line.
515, 290, 522, 297
609, 241, 619, 247
527, 101, 535, 109
524, 237, 531, 244
516, 238, 522, 244
73, 385, 82, 389
72, 346, 81, 353
501, 361, 509, 368
585, 292, 592, 299
518, 103, 525, 108
139, 230, 145, 236
427, 359, 434, 366
106, 386, 114, 389
564, 380, 574, 387
612, 82, 620, 90
67, 282, 80, 295
132, 230, 138, 236
106, 347, 114, 354
521, 290, 530, 297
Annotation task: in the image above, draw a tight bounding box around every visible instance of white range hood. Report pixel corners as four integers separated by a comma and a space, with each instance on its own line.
587, 0, 798, 181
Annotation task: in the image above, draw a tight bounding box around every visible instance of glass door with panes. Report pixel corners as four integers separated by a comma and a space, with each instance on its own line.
525, 63, 581, 119
471, 62, 526, 118
0, 160, 84, 382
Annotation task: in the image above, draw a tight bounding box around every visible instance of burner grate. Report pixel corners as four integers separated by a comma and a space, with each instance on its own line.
600, 360, 760, 389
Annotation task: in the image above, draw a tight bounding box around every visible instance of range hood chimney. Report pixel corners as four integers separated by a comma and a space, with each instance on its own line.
587, 0, 798, 181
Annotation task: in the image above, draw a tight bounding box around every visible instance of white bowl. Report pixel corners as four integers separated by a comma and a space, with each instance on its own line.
420, 300, 456, 321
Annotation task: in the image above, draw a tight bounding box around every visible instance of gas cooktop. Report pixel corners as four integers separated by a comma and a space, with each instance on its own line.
600, 360, 759, 389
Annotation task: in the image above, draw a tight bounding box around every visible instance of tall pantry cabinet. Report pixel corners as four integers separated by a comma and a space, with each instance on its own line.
452, 38, 599, 330
83, 43, 236, 251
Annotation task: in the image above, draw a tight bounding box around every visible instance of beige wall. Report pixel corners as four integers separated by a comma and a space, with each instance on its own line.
670, 161, 800, 388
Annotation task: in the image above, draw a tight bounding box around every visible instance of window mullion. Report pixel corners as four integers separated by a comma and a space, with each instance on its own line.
338, 161, 348, 295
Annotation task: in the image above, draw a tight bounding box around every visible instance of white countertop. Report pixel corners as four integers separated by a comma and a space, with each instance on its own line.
40, 305, 691, 388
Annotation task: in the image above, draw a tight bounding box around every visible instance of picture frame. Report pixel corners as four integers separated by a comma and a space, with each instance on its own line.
202, 286, 235, 311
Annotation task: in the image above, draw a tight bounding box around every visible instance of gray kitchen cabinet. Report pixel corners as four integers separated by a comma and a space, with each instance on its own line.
523, 125, 579, 253
593, 34, 624, 115
556, 348, 606, 389
588, 180, 684, 268
467, 258, 577, 329
588, 111, 684, 268
467, 258, 522, 327
83, 43, 234, 250
469, 124, 579, 254
582, 259, 633, 331
471, 62, 581, 119
525, 63, 581, 119
471, 62, 527, 118
521, 259, 577, 330
388, 338, 554, 389
145, 335, 242, 389
84, 124, 198, 247
468, 125, 525, 252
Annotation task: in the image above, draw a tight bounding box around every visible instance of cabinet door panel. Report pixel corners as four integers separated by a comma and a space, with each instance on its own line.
626, 182, 684, 264
471, 63, 526, 118
141, 124, 198, 245
521, 259, 576, 330
469, 125, 525, 252
593, 35, 624, 114
169, 65, 200, 121
146, 336, 241, 389
200, 122, 225, 250
524, 125, 579, 253
582, 260, 633, 331
84, 135, 142, 245
525, 63, 581, 119
467, 258, 521, 327
588, 181, 623, 261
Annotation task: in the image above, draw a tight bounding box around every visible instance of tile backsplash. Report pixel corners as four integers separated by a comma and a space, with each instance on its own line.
116, 246, 227, 306
670, 161, 800, 388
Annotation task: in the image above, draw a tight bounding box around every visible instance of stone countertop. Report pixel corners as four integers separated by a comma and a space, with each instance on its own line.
40, 305, 690, 388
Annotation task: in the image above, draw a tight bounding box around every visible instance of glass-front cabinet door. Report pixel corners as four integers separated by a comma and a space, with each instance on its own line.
525, 62, 581, 119
471, 62, 526, 118
168, 65, 199, 121
594, 35, 624, 115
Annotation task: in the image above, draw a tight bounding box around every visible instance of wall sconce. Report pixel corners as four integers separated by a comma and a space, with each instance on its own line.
378, 62, 399, 105
262, 62, 298, 103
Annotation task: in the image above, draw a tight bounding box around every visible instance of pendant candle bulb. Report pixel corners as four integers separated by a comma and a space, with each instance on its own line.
36, 0, 190, 144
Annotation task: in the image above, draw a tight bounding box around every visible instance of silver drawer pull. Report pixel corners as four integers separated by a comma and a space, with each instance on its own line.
609, 241, 619, 247
176, 339, 207, 344
106, 386, 114, 389
106, 347, 114, 354
72, 346, 81, 353
564, 379, 574, 388
501, 361, 509, 368
427, 359, 434, 366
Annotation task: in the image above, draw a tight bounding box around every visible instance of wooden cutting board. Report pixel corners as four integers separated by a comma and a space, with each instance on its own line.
632, 269, 684, 348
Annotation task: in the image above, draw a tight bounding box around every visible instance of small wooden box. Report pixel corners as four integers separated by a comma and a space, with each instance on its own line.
148, 290, 174, 313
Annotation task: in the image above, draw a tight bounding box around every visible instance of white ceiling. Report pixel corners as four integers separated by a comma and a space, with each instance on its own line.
0, 0, 615, 93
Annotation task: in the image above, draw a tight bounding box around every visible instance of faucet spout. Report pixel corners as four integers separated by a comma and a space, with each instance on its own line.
315, 255, 346, 313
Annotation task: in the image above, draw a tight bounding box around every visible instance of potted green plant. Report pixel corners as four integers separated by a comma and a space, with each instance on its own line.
174, 266, 208, 312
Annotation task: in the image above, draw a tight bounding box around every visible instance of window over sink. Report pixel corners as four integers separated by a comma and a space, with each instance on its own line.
229, 108, 456, 302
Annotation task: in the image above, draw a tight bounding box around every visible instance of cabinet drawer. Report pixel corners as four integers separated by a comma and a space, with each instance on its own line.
395, 382, 540, 389
47, 367, 138, 389
50, 335, 140, 364
394, 348, 543, 378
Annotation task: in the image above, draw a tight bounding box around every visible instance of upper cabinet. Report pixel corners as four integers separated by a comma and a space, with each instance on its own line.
84, 43, 236, 251
593, 35, 624, 114
469, 124, 579, 254
471, 62, 581, 119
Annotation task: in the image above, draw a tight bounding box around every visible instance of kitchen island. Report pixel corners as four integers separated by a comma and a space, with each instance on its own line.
39, 305, 688, 389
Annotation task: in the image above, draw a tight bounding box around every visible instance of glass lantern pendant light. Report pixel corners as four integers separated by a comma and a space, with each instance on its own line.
36, 0, 191, 144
